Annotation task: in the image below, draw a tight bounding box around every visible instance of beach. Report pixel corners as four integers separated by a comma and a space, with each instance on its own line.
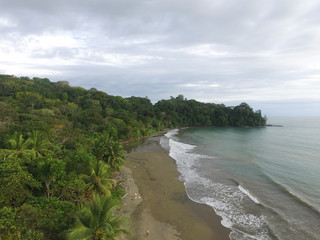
120, 136, 230, 240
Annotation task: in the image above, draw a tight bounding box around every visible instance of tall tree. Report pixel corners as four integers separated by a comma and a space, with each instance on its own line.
25, 130, 53, 158
7, 132, 35, 162
37, 156, 66, 198
16, 91, 43, 109
106, 142, 126, 172
83, 160, 116, 196
90, 132, 112, 161
67, 194, 128, 240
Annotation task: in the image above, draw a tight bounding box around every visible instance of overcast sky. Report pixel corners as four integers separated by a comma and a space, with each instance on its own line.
1, 0, 320, 116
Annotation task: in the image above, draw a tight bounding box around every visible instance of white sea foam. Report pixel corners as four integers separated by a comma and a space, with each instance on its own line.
238, 185, 260, 204
160, 129, 178, 150
169, 138, 196, 151
164, 129, 179, 138
164, 132, 271, 240
168, 139, 199, 182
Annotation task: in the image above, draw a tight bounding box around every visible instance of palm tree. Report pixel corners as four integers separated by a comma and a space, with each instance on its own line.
91, 132, 112, 161
106, 142, 126, 172
84, 160, 116, 196
25, 130, 53, 158
90, 132, 126, 171
67, 194, 128, 240
7, 132, 35, 162
91, 138, 106, 161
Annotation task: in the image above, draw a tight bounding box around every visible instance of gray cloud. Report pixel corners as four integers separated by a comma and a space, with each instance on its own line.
1, 0, 320, 115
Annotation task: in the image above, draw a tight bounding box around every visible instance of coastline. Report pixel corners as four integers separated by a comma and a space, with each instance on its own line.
121, 129, 170, 144
120, 136, 230, 240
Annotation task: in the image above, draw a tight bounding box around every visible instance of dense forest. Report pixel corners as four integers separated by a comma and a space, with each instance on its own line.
0, 74, 266, 239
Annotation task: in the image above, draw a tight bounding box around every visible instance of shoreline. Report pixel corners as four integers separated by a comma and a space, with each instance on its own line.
121, 136, 230, 240
121, 129, 170, 144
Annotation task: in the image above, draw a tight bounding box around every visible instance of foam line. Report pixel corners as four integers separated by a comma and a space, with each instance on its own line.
238, 185, 260, 204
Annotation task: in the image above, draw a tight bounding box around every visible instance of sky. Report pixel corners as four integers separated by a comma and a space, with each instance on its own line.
1, 0, 320, 116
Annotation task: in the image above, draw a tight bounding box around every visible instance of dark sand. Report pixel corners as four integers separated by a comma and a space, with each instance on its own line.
123, 136, 230, 240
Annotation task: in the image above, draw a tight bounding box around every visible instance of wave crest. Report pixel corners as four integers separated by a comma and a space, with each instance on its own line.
238, 185, 260, 204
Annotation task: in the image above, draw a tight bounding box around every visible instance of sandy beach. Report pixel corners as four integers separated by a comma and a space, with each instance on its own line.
119, 136, 230, 240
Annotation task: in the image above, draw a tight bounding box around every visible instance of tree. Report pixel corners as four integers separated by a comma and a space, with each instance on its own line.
0, 155, 40, 207
90, 132, 112, 161
7, 132, 35, 162
25, 130, 53, 158
91, 138, 106, 161
90, 133, 126, 171
59, 102, 80, 122
0, 102, 18, 133
26, 197, 75, 239
16, 91, 43, 109
0, 205, 44, 240
106, 141, 126, 172
67, 194, 128, 240
176, 94, 185, 101
83, 161, 116, 196
37, 156, 66, 198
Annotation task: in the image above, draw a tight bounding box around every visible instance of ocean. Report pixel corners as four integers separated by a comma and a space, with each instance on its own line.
160, 116, 320, 240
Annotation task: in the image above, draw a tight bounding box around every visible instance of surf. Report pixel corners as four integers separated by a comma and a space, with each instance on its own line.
162, 129, 272, 240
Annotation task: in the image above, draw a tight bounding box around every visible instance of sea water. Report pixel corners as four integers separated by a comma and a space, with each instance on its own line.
160, 117, 320, 240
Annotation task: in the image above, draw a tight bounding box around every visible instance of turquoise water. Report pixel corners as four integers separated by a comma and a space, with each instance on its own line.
161, 117, 320, 240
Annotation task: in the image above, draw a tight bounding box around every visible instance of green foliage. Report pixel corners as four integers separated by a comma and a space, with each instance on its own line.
64, 150, 96, 175
57, 173, 88, 202
27, 197, 75, 239
111, 184, 125, 200
16, 91, 43, 109
154, 97, 266, 127
0, 197, 74, 240
37, 155, 67, 198
89, 132, 126, 172
7, 132, 36, 162
0, 155, 41, 207
67, 194, 128, 240
0, 206, 44, 240
0, 102, 18, 133
26, 130, 53, 158
83, 160, 116, 196
106, 141, 126, 172
90, 132, 113, 161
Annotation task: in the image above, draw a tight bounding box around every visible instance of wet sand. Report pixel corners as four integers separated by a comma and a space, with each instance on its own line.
121, 136, 230, 240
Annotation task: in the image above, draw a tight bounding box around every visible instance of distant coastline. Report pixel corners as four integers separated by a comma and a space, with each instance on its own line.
265, 124, 283, 127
